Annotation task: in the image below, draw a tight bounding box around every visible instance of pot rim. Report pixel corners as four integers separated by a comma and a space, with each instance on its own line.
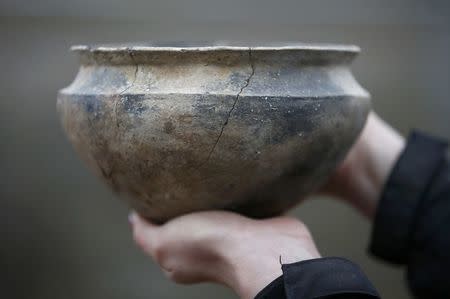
71, 43, 360, 54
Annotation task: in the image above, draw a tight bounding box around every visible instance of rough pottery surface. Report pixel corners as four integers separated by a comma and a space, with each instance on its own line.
57, 43, 371, 222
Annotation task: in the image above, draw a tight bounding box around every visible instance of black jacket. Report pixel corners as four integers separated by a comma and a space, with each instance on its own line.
255, 131, 449, 299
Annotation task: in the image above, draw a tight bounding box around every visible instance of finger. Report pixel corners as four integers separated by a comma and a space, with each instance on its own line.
129, 211, 161, 255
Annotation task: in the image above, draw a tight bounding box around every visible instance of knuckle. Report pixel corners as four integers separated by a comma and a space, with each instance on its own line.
153, 243, 168, 264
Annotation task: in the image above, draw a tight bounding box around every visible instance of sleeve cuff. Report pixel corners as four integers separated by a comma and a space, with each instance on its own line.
369, 131, 448, 264
255, 257, 380, 299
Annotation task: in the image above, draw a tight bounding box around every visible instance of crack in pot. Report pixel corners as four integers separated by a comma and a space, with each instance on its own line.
197, 48, 255, 169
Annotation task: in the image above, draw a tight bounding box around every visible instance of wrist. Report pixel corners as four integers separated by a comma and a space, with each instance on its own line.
335, 112, 405, 218
217, 232, 321, 299
212, 238, 284, 299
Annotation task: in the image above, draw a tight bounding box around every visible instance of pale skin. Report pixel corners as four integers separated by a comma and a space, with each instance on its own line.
129, 111, 406, 299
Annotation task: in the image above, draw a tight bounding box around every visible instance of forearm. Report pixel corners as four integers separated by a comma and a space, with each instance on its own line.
328, 112, 406, 218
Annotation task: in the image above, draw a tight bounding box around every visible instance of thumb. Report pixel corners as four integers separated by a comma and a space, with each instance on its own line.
129, 211, 161, 256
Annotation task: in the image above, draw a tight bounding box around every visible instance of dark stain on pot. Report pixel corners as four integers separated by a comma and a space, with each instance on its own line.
164, 121, 175, 134
82, 95, 104, 121
232, 95, 321, 144
280, 101, 319, 136
122, 95, 148, 115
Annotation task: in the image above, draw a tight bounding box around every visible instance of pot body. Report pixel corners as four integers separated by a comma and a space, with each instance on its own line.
57, 44, 370, 222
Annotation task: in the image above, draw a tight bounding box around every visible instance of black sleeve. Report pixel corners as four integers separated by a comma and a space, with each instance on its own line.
254, 257, 380, 299
369, 131, 450, 298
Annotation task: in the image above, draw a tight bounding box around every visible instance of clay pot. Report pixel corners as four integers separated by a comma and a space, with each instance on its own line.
57, 43, 370, 222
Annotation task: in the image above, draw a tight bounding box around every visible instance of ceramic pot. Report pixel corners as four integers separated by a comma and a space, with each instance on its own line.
57, 43, 370, 222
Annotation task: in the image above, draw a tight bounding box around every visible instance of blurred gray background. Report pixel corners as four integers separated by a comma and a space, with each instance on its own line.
1, 0, 449, 298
